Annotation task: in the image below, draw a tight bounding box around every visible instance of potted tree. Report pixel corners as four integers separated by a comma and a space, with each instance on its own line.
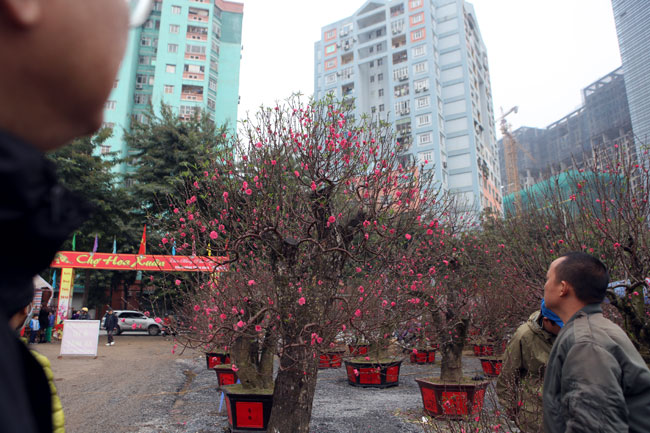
165, 96, 449, 432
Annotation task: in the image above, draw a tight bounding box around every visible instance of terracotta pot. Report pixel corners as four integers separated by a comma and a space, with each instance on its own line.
479, 358, 503, 377
224, 388, 273, 433
348, 344, 369, 356
205, 352, 231, 369
214, 366, 238, 387
344, 359, 403, 388
472, 344, 494, 357
410, 349, 436, 364
416, 378, 490, 419
318, 351, 345, 369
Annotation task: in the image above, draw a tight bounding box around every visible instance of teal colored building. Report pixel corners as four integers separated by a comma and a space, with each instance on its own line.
102, 0, 243, 174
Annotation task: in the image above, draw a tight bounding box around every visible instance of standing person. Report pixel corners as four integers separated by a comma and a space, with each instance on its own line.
78, 307, 90, 320
46, 311, 55, 343
543, 252, 650, 433
70, 310, 79, 320
496, 300, 563, 432
28, 314, 40, 345
0, 1, 152, 432
38, 306, 49, 343
104, 308, 118, 346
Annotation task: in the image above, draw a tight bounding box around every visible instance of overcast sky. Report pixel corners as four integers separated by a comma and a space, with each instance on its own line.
237, 0, 621, 134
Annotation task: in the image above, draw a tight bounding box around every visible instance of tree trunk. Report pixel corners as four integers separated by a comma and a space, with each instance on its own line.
267, 344, 319, 433
440, 318, 469, 382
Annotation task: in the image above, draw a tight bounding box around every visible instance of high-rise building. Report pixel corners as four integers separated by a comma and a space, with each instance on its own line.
612, 0, 650, 151
497, 67, 634, 190
314, 0, 501, 213
103, 0, 243, 173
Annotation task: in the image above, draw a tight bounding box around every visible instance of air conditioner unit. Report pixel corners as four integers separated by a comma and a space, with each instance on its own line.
415, 88, 421, 93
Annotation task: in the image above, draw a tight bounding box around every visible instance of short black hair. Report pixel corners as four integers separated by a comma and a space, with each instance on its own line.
556, 252, 609, 303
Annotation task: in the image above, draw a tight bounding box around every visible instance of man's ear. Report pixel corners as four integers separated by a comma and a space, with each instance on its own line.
0, 0, 41, 27
559, 280, 570, 297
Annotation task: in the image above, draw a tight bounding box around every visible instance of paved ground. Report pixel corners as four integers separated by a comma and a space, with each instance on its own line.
33, 336, 488, 433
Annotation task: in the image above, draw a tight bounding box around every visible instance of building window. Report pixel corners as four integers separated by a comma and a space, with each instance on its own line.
416, 95, 431, 109
411, 28, 425, 42
418, 132, 433, 145
325, 29, 337, 41
395, 100, 410, 116
418, 151, 433, 165
410, 12, 424, 26
370, 75, 375, 83
390, 4, 404, 17
379, 104, 384, 112
180, 105, 197, 116
138, 56, 150, 65
326, 73, 337, 85
409, 0, 423, 11
140, 36, 151, 46
414, 77, 429, 93
377, 58, 383, 66
416, 113, 432, 127
341, 66, 354, 80
112, 80, 119, 89
394, 83, 409, 97
378, 73, 383, 81
208, 98, 216, 109
134, 94, 151, 105
209, 78, 217, 91
324, 58, 337, 71
166, 64, 176, 73
105, 100, 116, 110
171, 5, 181, 14
164, 85, 174, 94
168, 43, 178, 53
100, 145, 111, 155
414, 61, 428, 74
412, 44, 426, 58
325, 43, 337, 56
378, 88, 384, 97
340, 23, 353, 35
144, 19, 154, 29
170, 24, 180, 33
393, 66, 409, 81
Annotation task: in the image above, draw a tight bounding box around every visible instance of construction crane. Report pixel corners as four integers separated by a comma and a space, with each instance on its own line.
499, 106, 522, 195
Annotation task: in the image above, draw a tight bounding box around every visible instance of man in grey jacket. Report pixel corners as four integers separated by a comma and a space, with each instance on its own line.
542, 252, 650, 433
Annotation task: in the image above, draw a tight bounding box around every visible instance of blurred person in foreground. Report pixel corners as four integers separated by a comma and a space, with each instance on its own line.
0, 1, 146, 431
543, 252, 650, 433
496, 300, 563, 432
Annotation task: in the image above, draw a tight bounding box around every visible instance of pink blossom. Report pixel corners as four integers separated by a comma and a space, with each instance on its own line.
173, 208, 179, 214
231, 364, 239, 372
298, 297, 306, 305
426, 229, 433, 235
271, 160, 277, 165
294, 170, 300, 177
311, 181, 317, 191
222, 192, 228, 201
220, 313, 227, 321
209, 231, 218, 240
175, 279, 181, 286
154, 317, 162, 324
193, 305, 200, 312
405, 234, 412, 240
354, 309, 362, 317
236, 320, 245, 328
162, 237, 168, 244
248, 280, 256, 286
613, 242, 621, 249
328, 216, 336, 224
245, 188, 252, 195
255, 325, 262, 332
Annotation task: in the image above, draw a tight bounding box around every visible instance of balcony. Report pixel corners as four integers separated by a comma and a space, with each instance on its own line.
181, 84, 204, 102
187, 25, 208, 41
188, 7, 209, 23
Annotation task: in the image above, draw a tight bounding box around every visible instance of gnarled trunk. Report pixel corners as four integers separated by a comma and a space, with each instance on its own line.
230, 333, 275, 390
267, 344, 319, 433
440, 318, 469, 382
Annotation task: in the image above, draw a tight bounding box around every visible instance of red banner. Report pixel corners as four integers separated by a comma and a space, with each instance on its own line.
51, 251, 227, 273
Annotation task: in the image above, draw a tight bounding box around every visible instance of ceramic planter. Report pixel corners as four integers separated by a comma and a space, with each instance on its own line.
214, 366, 238, 387
224, 388, 273, 433
318, 351, 345, 369
416, 378, 490, 419
205, 352, 231, 369
344, 359, 403, 388
410, 349, 436, 364
479, 357, 503, 377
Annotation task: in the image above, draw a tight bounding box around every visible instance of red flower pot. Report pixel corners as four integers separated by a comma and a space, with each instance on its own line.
472, 344, 494, 357
416, 379, 490, 419
224, 388, 273, 433
318, 351, 345, 369
479, 358, 503, 377
344, 360, 403, 388
410, 349, 436, 364
348, 344, 369, 356
205, 352, 231, 369
214, 366, 238, 387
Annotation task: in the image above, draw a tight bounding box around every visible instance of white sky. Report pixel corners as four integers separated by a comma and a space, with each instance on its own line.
236, 0, 622, 133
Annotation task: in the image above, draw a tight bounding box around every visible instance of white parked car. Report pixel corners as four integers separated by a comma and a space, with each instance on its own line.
101, 310, 162, 336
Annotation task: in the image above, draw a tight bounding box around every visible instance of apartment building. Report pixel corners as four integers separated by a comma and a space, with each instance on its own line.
314, 0, 502, 213
102, 0, 243, 173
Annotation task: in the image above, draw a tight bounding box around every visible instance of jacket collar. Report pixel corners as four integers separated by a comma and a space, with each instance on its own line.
565, 303, 602, 327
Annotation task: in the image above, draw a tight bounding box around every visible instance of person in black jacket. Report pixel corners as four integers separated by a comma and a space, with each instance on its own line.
104, 309, 118, 346
0, 2, 151, 432
38, 307, 49, 343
